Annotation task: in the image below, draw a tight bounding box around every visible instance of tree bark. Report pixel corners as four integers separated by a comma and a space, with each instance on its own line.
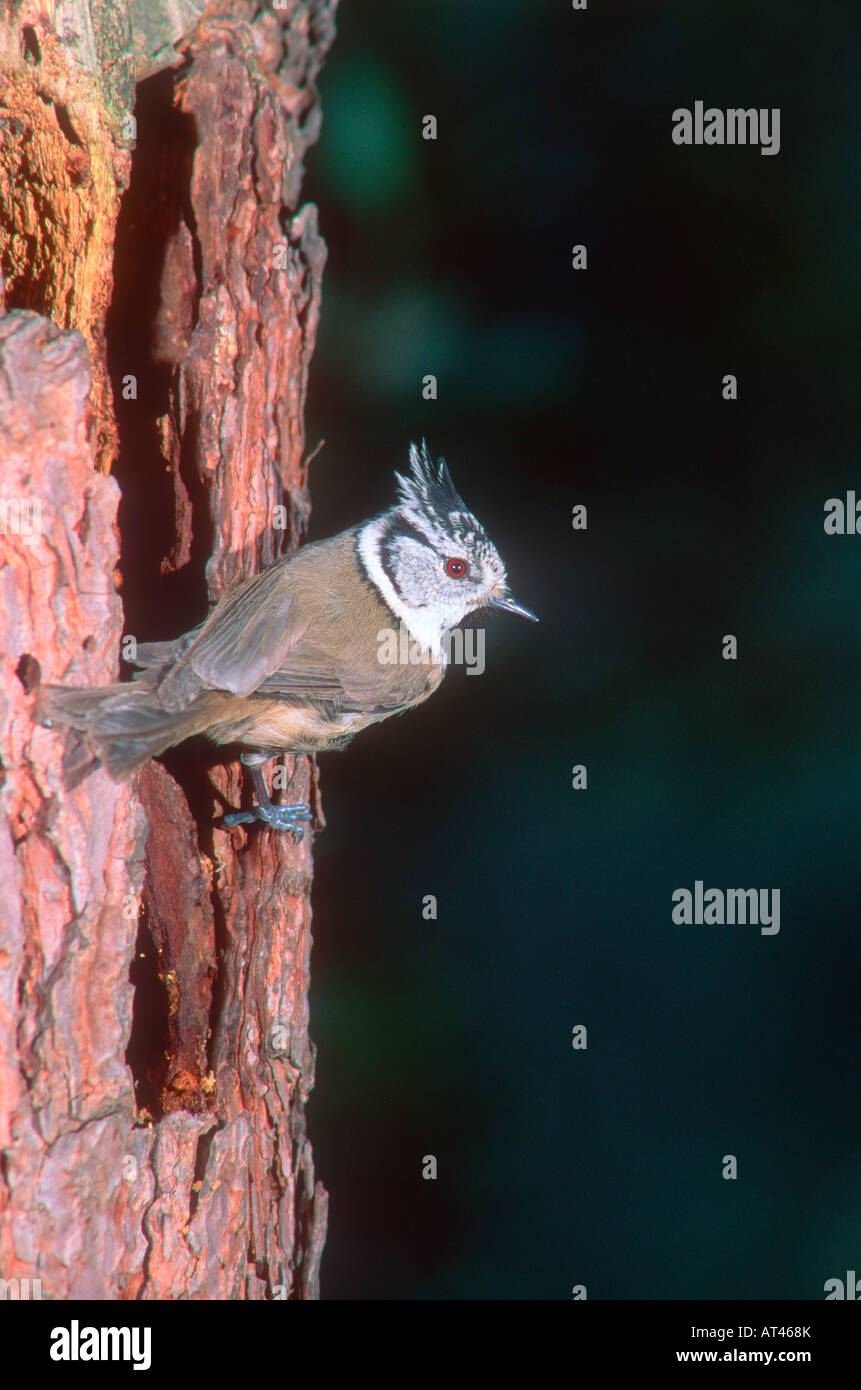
0, 0, 335, 1300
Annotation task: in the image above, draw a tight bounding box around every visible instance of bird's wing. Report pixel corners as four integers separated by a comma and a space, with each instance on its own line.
257, 645, 438, 715
155, 560, 312, 710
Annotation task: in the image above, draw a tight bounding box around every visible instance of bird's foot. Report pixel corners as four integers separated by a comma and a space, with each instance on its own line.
222, 801, 313, 837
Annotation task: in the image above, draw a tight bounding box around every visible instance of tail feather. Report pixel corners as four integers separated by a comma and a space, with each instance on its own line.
37, 682, 200, 782
127, 635, 191, 670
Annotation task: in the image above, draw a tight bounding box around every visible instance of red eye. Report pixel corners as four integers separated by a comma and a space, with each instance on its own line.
445, 557, 468, 580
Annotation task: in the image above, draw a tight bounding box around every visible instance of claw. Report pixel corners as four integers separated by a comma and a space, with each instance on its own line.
221, 754, 314, 836
223, 801, 312, 837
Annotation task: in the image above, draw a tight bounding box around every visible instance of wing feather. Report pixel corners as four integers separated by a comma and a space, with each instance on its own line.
156, 560, 310, 710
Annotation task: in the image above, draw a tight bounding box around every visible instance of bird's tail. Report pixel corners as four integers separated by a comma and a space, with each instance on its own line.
37, 681, 202, 786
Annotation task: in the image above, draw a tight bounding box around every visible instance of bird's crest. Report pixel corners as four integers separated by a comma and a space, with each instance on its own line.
395, 439, 466, 520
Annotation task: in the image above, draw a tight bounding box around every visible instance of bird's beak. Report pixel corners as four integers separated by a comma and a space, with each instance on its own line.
489, 590, 539, 622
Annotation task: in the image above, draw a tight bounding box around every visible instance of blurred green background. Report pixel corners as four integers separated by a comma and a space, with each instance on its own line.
301, 0, 861, 1298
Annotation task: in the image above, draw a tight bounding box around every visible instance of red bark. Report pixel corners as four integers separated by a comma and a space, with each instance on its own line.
0, 0, 336, 1299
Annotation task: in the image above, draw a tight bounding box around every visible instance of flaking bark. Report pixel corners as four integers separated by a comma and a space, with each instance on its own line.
0, 0, 335, 1299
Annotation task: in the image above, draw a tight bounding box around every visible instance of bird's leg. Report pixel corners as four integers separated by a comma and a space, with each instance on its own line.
222, 751, 313, 836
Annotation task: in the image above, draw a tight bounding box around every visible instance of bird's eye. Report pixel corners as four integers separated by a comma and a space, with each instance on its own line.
445, 557, 468, 580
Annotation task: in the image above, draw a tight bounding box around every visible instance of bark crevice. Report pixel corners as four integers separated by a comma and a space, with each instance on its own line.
0, 0, 336, 1299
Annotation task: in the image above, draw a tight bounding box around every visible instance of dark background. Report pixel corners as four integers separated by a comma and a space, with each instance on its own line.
300, 0, 861, 1298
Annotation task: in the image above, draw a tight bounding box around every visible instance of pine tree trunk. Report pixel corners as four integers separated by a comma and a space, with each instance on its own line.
0, 0, 335, 1300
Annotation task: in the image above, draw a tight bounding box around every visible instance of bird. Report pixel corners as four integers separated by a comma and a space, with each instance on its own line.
38, 440, 538, 833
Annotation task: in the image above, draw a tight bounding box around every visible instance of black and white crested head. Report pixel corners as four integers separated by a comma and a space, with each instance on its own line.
393, 440, 467, 520
357, 440, 536, 660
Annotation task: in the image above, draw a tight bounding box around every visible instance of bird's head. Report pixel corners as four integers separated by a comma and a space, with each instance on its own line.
358, 440, 537, 659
